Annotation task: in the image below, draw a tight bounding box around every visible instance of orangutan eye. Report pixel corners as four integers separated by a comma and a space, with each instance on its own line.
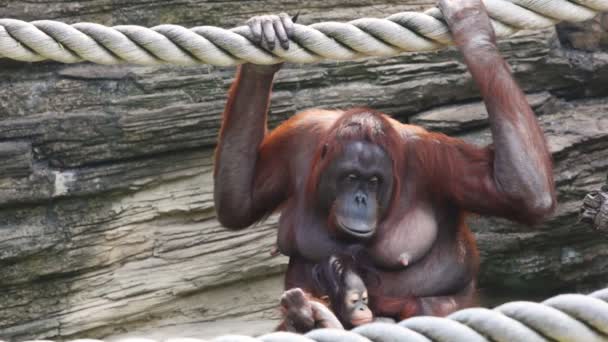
347, 292, 360, 305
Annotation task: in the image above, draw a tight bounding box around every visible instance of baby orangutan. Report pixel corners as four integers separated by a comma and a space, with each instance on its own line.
277, 254, 377, 333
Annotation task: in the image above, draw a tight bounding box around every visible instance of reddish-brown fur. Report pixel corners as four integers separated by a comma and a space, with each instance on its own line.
214, 1, 556, 322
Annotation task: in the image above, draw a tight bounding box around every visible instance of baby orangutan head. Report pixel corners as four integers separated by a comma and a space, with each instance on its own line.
313, 254, 373, 328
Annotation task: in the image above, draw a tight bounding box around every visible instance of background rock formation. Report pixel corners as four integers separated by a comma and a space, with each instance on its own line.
581, 174, 608, 232
0, 1, 606, 340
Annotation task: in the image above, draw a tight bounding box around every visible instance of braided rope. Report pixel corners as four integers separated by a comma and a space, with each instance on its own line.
13, 288, 608, 342
0, 0, 606, 66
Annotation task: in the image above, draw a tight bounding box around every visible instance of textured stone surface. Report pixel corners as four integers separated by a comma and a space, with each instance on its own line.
0, 1, 607, 340
581, 175, 608, 232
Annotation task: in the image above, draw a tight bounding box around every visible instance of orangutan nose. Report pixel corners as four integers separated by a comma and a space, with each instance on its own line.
355, 192, 367, 206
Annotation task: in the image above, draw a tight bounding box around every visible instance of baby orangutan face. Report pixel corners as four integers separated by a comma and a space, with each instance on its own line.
343, 271, 373, 326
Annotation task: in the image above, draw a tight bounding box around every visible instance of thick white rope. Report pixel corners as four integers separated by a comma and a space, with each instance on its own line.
11, 288, 608, 342
0, 0, 606, 66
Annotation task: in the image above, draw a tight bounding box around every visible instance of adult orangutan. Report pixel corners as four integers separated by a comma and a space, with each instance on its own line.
214, 0, 556, 320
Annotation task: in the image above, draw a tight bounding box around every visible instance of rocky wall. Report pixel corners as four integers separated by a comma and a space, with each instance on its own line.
0, 1, 606, 340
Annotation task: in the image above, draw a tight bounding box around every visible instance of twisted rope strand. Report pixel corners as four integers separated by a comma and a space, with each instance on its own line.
11, 288, 608, 342
0, 0, 606, 66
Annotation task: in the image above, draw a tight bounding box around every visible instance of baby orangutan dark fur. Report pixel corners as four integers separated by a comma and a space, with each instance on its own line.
277, 253, 374, 333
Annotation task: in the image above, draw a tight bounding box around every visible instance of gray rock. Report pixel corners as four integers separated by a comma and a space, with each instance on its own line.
580, 175, 608, 232
0, 1, 607, 340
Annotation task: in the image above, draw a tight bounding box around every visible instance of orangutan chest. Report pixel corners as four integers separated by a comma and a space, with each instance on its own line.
368, 205, 439, 269
279, 200, 440, 267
